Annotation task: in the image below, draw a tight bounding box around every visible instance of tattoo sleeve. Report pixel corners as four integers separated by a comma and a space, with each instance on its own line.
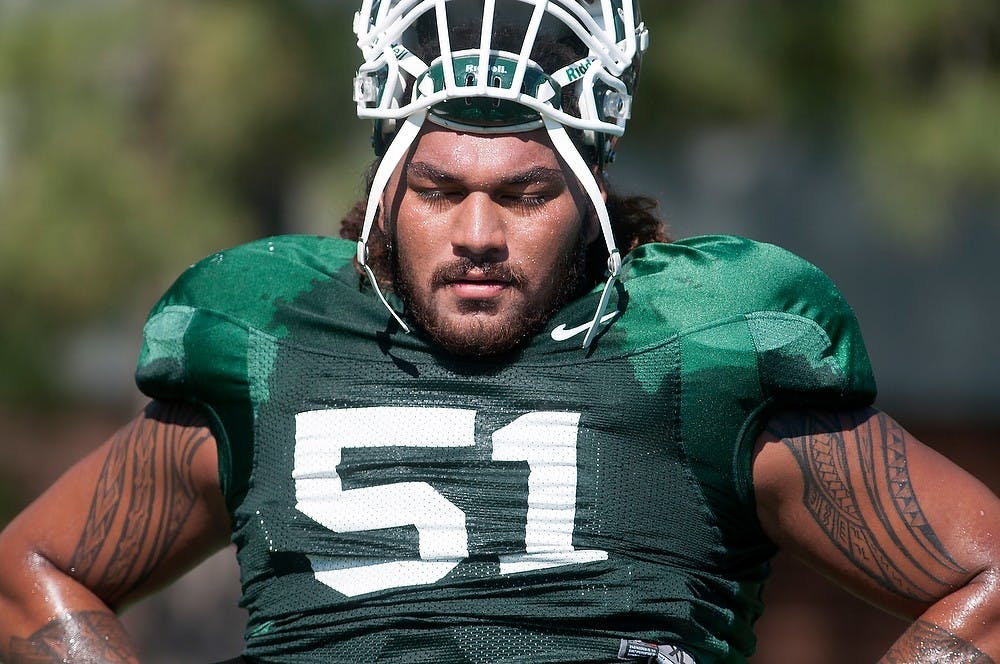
769, 409, 965, 602
69, 401, 212, 603
2, 403, 216, 663
880, 619, 995, 664
7, 610, 138, 663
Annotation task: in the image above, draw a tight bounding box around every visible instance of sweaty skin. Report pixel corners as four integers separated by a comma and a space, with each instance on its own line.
0, 401, 230, 662
381, 124, 600, 356
2, 126, 999, 663
755, 408, 1000, 663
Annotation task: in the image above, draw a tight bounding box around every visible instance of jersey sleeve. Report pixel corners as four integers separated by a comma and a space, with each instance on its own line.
625, 236, 877, 513
715, 237, 879, 507
742, 241, 876, 409
135, 263, 259, 513
134, 235, 354, 512
627, 235, 876, 409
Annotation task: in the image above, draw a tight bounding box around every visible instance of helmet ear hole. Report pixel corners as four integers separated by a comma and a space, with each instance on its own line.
371, 119, 398, 157
602, 136, 618, 166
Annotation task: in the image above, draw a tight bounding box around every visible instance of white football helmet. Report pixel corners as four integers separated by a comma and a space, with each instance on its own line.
352, 0, 648, 348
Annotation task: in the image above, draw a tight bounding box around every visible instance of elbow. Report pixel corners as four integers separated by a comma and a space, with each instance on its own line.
0, 523, 108, 619
957, 565, 1000, 620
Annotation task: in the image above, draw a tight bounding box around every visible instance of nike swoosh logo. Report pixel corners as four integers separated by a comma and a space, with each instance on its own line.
550, 311, 620, 342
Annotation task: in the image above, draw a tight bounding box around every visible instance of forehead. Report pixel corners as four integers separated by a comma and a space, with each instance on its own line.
404, 125, 567, 179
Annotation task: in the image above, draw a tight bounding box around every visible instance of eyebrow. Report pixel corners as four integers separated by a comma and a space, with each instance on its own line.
406, 162, 566, 187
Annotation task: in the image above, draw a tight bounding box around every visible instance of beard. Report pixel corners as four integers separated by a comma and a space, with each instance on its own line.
392, 236, 591, 357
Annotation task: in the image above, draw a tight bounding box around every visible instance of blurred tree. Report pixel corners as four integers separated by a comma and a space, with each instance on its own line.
0, 1, 369, 405
636, 1, 1000, 246
1, 1, 998, 405
849, 0, 1000, 244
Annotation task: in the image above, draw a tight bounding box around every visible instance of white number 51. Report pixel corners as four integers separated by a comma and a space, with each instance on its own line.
294, 407, 607, 597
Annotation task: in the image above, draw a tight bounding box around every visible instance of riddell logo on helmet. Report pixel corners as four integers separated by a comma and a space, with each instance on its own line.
563, 60, 593, 82
463, 63, 510, 75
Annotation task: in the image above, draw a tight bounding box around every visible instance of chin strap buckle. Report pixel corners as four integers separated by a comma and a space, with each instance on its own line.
582, 250, 621, 349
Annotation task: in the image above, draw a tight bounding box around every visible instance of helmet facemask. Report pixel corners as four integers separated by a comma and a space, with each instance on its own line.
353, 0, 648, 348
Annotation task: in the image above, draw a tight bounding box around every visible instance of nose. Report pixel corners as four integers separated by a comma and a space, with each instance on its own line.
450, 192, 507, 262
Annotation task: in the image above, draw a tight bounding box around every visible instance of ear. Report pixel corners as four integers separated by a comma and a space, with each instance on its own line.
583, 162, 608, 245
378, 136, 421, 235
378, 164, 405, 235
376, 203, 387, 234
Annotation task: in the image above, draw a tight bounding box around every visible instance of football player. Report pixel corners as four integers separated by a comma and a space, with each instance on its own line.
2, 1, 999, 663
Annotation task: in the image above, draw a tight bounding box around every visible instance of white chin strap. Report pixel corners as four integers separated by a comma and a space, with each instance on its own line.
541, 116, 621, 348
356, 110, 428, 334
357, 110, 621, 349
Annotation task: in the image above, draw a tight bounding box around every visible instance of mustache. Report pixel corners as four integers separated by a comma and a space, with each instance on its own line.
430, 258, 527, 289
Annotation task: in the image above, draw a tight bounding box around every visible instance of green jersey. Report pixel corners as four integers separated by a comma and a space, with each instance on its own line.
135, 234, 875, 663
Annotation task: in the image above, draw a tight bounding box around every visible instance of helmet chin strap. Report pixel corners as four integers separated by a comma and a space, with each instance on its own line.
542, 117, 621, 349
357, 109, 621, 350
356, 110, 429, 334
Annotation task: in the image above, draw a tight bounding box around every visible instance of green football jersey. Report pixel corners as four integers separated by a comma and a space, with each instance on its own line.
135, 234, 875, 664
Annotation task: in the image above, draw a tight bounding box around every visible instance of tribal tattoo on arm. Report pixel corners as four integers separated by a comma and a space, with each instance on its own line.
880, 620, 994, 664
4, 402, 215, 663
769, 408, 995, 663
769, 408, 964, 601
68, 401, 213, 604
7, 611, 137, 663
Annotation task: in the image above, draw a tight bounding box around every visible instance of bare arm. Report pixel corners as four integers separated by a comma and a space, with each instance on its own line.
0, 400, 231, 663
754, 407, 1000, 663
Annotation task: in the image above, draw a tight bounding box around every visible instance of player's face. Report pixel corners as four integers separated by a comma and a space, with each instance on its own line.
382, 125, 598, 356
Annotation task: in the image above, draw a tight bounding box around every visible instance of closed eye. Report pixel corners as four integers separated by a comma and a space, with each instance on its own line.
412, 187, 463, 210
500, 193, 550, 210
405, 162, 565, 212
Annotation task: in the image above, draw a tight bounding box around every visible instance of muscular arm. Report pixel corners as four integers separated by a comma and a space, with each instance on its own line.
754, 408, 1000, 663
0, 400, 231, 663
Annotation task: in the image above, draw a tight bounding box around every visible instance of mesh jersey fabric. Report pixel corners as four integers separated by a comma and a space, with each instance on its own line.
135, 234, 876, 664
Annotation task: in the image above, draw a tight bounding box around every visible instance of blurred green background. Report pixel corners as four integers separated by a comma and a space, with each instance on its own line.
3, 0, 1000, 406
1, 2, 999, 662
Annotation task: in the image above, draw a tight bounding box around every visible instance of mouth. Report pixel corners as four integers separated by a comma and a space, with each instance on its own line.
433, 262, 522, 300
445, 273, 513, 300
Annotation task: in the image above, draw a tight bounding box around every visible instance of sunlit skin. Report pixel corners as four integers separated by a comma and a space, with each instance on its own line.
380, 124, 600, 356
2, 129, 1000, 664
